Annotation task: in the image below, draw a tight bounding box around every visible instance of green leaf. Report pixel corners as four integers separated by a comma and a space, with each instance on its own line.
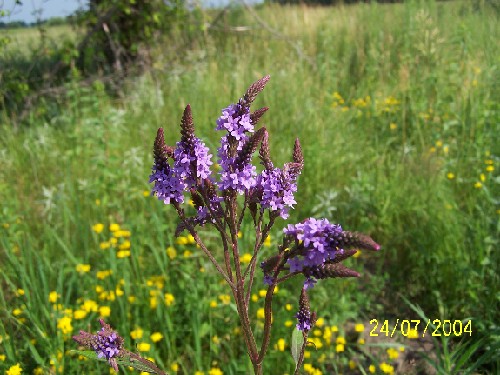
70, 351, 159, 373
291, 328, 304, 366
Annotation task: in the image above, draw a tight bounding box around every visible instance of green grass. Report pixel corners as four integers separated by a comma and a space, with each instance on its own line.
1, 1, 499, 374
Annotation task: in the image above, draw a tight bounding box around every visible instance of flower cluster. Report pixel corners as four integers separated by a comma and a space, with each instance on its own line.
73, 319, 124, 371
149, 75, 303, 226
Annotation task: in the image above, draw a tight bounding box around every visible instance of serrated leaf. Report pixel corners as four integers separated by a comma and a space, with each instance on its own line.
291, 328, 304, 366
71, 350, 158, 373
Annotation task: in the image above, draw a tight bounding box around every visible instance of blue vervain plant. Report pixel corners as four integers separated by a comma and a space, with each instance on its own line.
73, 75, 381, 374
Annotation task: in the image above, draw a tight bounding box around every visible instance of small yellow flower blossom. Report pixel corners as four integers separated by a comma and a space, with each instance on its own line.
240, 253, 252, 264
387, 347, 399, 359
486, 165, 494, 172
194, 372, 205, 375
96, 270, 112, 279
151, 332, 163, 343
355, 323, 364, 332
263, 235, 271, 247
95, 285, 104, 293
210, 300, 218, 308
309, 337, 323, 349
137, 343, 150, 352
283, 304, 292, 312
6, 363, 22, 375
208, 368, 223, 375
166, 246, 177, 259
435, 140, 443, 147
116, 250, 131, 258
118, 240, 131, 250
80, 299, 99, 312
13, 308, 23, 316
447, 172, 455, 179
369, 364, 376, 373
76, 264, 91, 273
285, 320, 294, 327
323, 326, 332, 342
358, 338, 365, 345
57, 316, 73, 334
49, 291, 59, 304
258, 290, 267, 298
251, 294, 258, 302
389, 123, 397, 130
130, 328, 144, 340
349, 360, 356, 369
128, 296, 136, 304
170, 363, 179, 372
110, 237, 118, 245
100, 241, 111, 250
92, 223, 104, 234
183, 250, 192, 258
164, 293, 175, 306
353, 250, 361, 258
380, 363, 395, 374
429, 147, 436, 153
237, 231, 243, 238
150, 296, 158, 309
443, 145, 449, 154
33, 367, 43, 375
114, 230, 131, 238
218, 295, 231, 304
143, 190, 150, 197
99, 306, 111, 318
399, 346, 405, 351
73, 310, 87, 319
331, 325, 338, 332
313, 329, 322, 337
257, 308, 265, 319
109, 224, 120, 232
304, 352, 311, 358
474, 182, 483, 189
95, 199, 101, 206
176, 236, 189, 245
0, 354, 6, 361
336, 343, 344, 352
480, 173, 486, 182
276, 338, 285, 351
408, 329, 419, 339
336, 337, 345, 344
212, 335, 220, 345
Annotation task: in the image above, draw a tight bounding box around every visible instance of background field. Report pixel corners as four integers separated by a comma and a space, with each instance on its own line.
1, 1, 498, 374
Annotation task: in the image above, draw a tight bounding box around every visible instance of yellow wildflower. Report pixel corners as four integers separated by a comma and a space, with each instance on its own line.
210, 300, 218, 308
164, 293, 175, 306
355, 323, 364, 332
116, 250, 130, 258
257, 308, 265, 319
183, 250, 192, 258
486, 165, 494, 172
369, 364, 376, 373
6, 363, 22, 375
100, 241, 111, 250
474, 181, 482, 189
109, 224, 120, 232
349, 360, 356, 369
76, 264, 91, 273
118, 240, 131, 250
114, 230, 131, 238
151, 332, 163, 343
208, 368, 223, 375
336, 343, 344, 352
96, 270, 112, 279
447, 172, 455, 179
380, 363, 395, 374
166, 246, 177, 259
130, 328, 144, 340
218, 295, 231, 304
99, 306, 111, 318
285, 320, 294, 327
92, 224, 104, 234
389, 123, 397, 130
81, 300, 99, 313
171, 363, 179, 372
240, 253, 252, 264
73, 310, 87, 319
49, 290, 59, 303
57, 316, 73, 334
387, 347, 399, 359
137, 343, 150, 352
263, 235, 271, 247
143, 190, 150, 197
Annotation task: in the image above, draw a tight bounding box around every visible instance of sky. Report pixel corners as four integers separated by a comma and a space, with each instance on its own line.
1, 0, 252, 23
2, 0, 84, 23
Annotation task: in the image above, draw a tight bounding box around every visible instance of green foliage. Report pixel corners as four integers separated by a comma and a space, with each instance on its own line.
1, 1, 498, 373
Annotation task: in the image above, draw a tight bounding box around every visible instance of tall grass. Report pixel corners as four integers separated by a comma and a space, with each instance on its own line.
1, 1, 498, 373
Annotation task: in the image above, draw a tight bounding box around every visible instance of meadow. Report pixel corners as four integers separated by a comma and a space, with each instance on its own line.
1, 1, 498, 374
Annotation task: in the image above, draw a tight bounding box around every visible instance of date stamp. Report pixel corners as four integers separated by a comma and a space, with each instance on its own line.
369, 319, 472, 338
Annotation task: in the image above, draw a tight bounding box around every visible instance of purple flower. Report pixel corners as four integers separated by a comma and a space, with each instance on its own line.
256, 165, 299, 219
149, 164, 185, 204
295, 307, 311, 331
284, 218, 344, 273
73, 319, 124, 371
216, 104, 257, 193
303, 277, 317, 290
263, 275, 275, 285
